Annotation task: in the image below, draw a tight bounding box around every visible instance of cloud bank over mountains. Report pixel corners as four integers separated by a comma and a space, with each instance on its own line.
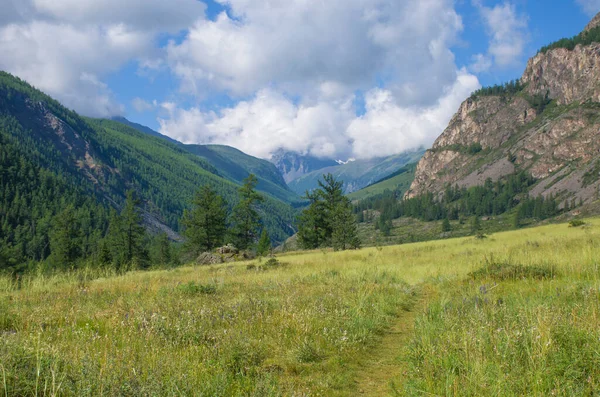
0, 0, 545, 160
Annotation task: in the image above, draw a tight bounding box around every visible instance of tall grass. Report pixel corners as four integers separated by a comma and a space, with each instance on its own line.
1, 218, 599, 395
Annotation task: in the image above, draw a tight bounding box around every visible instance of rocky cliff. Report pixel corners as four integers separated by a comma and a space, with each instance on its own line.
407, 14, 600, 206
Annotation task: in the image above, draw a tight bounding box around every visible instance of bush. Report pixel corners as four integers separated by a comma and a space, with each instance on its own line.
569, 219, 586, 228
176, 281, 218, 295
470, 260, 556, 281
263, 258, 281, 268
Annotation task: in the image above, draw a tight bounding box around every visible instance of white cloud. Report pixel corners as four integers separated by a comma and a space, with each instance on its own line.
577, 0, 600, 16
159, 89, 355, 159
167, 0, 464, 106
475, 1, 529, 68
157, 0, 484, 159
132, 98, 157, 113
348, 71, 480, 159
158, 70, 480, 160
469, 53, 493, 73
0, 0, 204, 117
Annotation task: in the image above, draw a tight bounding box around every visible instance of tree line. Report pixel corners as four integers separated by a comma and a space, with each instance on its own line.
355, 171, 566, 235
539, 24, 600, 54
471, 80, 524, 98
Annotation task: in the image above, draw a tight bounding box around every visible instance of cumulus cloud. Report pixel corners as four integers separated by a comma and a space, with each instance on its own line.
166, 0, 464, 106
347, 71, 480, 159
0, 0, 204, 117
474, 1, 529, 68
157, 0, 484, 159
158, 70, 480, 160
576, 0, 600, 16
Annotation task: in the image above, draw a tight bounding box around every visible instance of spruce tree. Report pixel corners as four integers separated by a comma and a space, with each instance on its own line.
153, 232, 173, 267
512, 207, 523, 229
230, 174, 263, 250
107, 191, 147, 269
257, 229, 271, 257
182, 185, 228, 254
298, 174, 360, 251
122, 190, 147, 266
332, 200, 361, 251
49, 205, 81, 268
442, 217, 452, 233
470, 215, 482, 234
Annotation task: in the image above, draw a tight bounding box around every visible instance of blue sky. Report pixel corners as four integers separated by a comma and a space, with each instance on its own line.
0, 0, 597, 159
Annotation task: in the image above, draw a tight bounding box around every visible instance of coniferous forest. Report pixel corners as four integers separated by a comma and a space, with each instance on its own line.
0, 72, 298, 273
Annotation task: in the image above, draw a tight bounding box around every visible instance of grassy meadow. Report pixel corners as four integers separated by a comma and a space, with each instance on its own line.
1, 218, 600, 396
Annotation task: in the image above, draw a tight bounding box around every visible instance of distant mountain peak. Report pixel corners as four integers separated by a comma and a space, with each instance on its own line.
269, 149, 338, 183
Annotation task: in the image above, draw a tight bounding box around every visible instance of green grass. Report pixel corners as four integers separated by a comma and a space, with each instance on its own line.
2, 219, 600, 395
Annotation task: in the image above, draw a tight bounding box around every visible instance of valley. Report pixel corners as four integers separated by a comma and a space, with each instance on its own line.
2, 6, 600, 396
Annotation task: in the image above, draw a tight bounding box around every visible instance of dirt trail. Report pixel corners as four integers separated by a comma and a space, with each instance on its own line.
353, 286, 433, 396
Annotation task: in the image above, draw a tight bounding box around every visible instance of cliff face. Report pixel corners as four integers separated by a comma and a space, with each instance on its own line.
407, 14, 600, 205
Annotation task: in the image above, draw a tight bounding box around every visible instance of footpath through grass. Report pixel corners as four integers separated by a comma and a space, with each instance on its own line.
1, 219, 599, 395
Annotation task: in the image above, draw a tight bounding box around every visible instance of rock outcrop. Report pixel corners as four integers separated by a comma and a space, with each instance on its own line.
407, 13, 600, 205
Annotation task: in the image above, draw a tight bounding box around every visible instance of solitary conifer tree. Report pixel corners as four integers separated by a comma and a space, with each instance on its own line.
230, 174, 263, 250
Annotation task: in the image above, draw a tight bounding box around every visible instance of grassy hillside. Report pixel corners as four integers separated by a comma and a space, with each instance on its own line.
347, 163, 417, 201
288, 150, 424, 195
2, 218, 599, 395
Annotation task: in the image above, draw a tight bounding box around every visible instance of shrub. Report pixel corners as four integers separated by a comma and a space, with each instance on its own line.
569, 219, 586, 228
470, 260, 556, 281
176, 281, 217, 295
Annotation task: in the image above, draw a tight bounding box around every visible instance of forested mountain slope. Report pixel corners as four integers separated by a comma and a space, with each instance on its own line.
0, 72, 297, 269
116, 118, 301, 205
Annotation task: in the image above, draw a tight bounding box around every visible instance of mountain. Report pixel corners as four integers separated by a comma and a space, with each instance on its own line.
407, 13, 600, 207
0, 72, 298, 268
112, 118, 302, 206
347, 163, 418, 201
288, 150, 425, 195
270, 149, 339, 183
111, 116, 179, 145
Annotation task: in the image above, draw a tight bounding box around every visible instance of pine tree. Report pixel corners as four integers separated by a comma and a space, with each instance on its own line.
49, 205, 81, 268
331, 200, 360, 251
230, 174, 263, 250
153, 232, 172, 267
257, 229, 271, 257
182, 186, 228, 254
107, 191, 147, 269
512, 206, 523, 229
107, 209, 126, 268
442, 217, 452, 233
122, 190, 147, 266
470, 215, 482, 234
298, 174, 350, 249
297, 191, 327, 249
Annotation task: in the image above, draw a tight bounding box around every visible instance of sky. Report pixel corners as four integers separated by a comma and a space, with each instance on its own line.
0, 0, 597, 160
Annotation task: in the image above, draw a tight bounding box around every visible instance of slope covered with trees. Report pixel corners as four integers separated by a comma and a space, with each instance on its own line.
0, 72, 297, 272
116, 118, 301, 206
